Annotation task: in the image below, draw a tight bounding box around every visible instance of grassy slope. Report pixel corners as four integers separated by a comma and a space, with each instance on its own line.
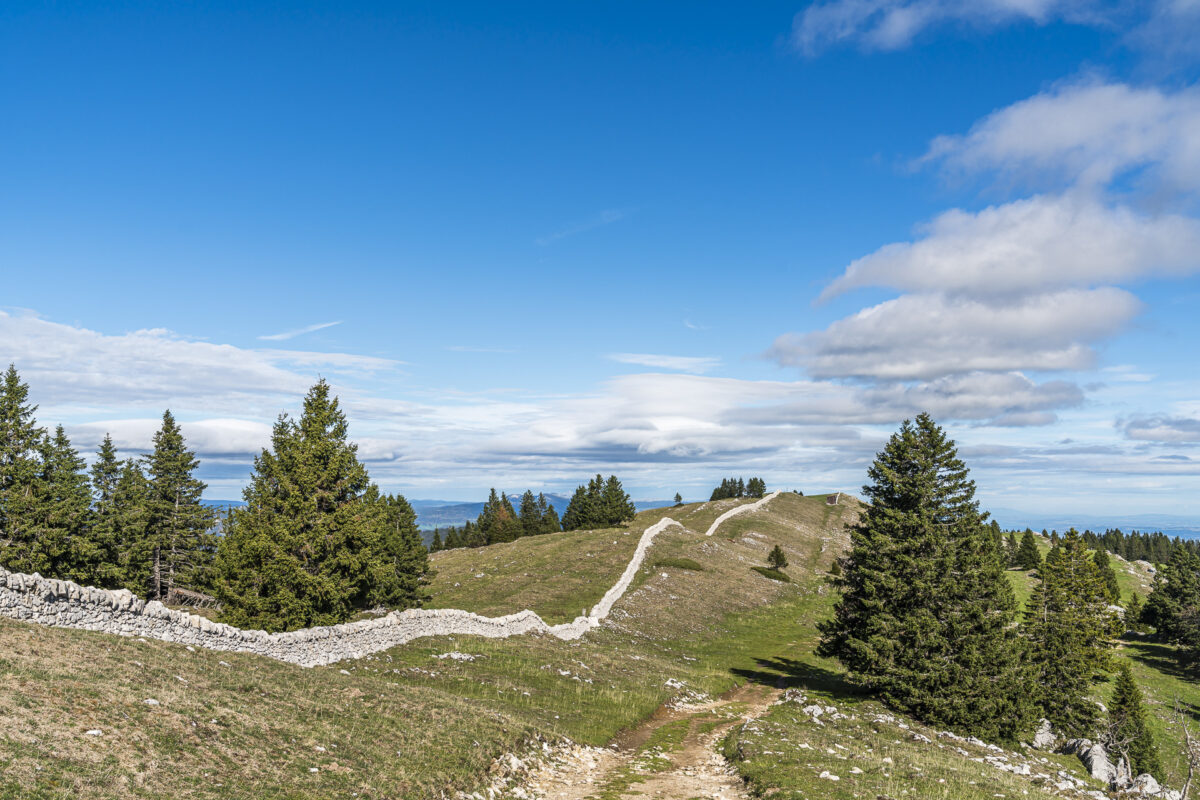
0, 494, 854, 799
2, 497, 1191, 799
1003, 543, 1198, 785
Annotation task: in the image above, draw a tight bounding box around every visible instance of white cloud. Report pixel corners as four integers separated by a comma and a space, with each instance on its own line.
0, 311, 396, 413
606, 353, 721, 374
774, 288, 1139, 380
535, 209, 629, 246
1123, 414, 1200, 443
922, 81, 1200, 192
792, 0, 1109, 55
258, 320, 343, 341
820, 195, 1200, 301
70, 418, 273, 456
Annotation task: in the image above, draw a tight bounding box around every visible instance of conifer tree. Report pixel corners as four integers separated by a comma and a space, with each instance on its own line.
215, 381, 428, 630
601, 475, 637, 525
1106, 662, 1162, 779
747, 478, 766, 498
0, 364, 47, 574
1125, 592, 1145, 634
767, 544, 788, 570
518, 490, 541, 538
143, 411, 214, 599
478, 488, 522, 543
674, 492, 683, 507
818, 413, 1030, 742
430, 529, 442, 552
535, 493, 560, 534
1142, 546, 1200, 659
1017, 529, 1043, 571
25, 425, 92, 580
1093, 549, 1121, 603
561, 484, 590, 531
361, 488, 429, 609
1006, 531, 1019, 566
83, 434, 126, 587
110, 459, 151, 593
1025, 530, 1113, 736
41, 426, 95, 582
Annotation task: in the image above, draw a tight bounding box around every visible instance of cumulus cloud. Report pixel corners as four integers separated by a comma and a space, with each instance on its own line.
820, 196, 1200, 301
922, 81, 1200, 192
70, 418, 274, 456
1123, 414, 1200, 442
606, 353, 721, 374
792, 0, 1111, 55
773, 288, 1139, 380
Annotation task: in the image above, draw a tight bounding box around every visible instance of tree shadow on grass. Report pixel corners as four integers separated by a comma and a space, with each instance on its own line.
1121, 635, 1200, 723
731, 656, 859, 699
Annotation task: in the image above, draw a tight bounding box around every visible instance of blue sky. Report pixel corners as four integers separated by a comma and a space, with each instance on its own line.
3, 1, 1200, 521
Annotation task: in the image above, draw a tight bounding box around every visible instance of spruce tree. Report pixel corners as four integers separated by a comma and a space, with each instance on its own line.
361, 489, 429, 609
1025, 530, 1113, 736
1106, 662, 1161, 779
40, 426, 95, 583
84, 434, 126, 588
601, 475, 636, 525
535, 493, 560, 534
817, 413, 1030, 742
1017, 529, 1043, 571
1093, 549, 1121, 603
143, 411, 214, 599
430, 529, 442, 552
110, 459, 151, 593
1142, 546, 1200, 659
1125, 592, 1144, 634
214, 381, 428, 631
518, 490, 541, 538
1006, 531, 1019, 566
478, 488, 522, 544
0, 364, 47, 574
674, 492, 683, 507
767, 544, 788, 570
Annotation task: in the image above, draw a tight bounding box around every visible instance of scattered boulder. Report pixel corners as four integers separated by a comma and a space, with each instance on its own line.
1060, 738, 1116, 785
1032, 719, 1056, 750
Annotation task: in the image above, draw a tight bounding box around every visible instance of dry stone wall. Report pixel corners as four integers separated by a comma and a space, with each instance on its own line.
0, 510, 725, 667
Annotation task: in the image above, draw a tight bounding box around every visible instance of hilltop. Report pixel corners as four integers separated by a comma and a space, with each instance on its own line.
0, 492, 1195, 799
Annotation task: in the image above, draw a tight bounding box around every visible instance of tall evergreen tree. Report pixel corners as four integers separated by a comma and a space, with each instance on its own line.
40, 426, 95, 583
601, 475, 637, 525
430, 529, 443, 552
1093, 549, 1121, 603
817, 414, 1030, 742
561, 484, 591, 531
1125, 592, 1145, 634
1006, 531, 1019, 566
1025, 530, 1113, 736
1106, 662, 1162, 780
518, 490, 541, 538
0, 364, 46, 574
108, 459, 152, 593
143, 411, 214, 599
84, 434, 126, 588
361, 488, 429, 609
674, 492, 683, 507
535, 493, 560, 534
214, 381, 428, 631
1141, 546, 1200, 660
1016, 529, 1043, 571
478, 488, 522, 544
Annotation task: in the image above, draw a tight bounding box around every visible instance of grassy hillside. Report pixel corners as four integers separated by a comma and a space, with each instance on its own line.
1, 494, 1193, 799
0, 494, 856, 799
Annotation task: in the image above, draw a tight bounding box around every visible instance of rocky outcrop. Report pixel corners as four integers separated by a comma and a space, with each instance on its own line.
1031, 718, 1056, 750
1060, 738, 1116, 784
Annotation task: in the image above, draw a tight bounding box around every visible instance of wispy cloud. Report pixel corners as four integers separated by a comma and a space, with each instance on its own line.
606, 353, 720, 374
445, 345, 517, 354
684, 319, 707, 331
258, 321, 343, 341
536, 209, 629, 246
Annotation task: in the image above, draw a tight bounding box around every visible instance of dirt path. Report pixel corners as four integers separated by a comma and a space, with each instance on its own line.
524, 683, 780, 800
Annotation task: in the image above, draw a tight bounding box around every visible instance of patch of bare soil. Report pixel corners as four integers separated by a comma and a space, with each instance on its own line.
523, 683, 780, 800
